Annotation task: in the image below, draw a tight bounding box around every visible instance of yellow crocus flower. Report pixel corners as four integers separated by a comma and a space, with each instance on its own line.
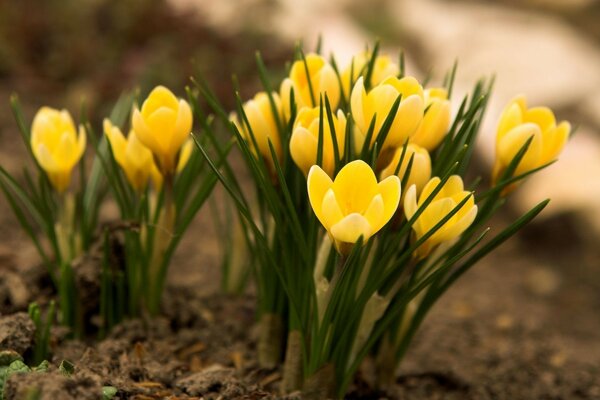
30, 107, 86, 193
404, 175, 477, 258
308, 160, 401, 253
289, 106, 346, 177
411, 88, 451, 151
280, 54, 340, 119
351, 76, 424, 152
104, 119, 157, 192
340, 52, 399, 99
132, 85, 193, 176
380, 143, 431, 196
232, 91, 283, 173
492, 95, 570, 187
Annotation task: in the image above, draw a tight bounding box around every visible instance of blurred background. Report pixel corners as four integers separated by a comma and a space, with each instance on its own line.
0, 0, 599, 393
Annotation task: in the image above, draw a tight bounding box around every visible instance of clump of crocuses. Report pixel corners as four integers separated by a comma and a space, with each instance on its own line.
196, 41, 569, 398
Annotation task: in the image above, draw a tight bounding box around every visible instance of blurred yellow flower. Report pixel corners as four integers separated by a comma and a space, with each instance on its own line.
132, 85, 193, 176
104, 119, 156, 192
411, 88, 451, 151
380, 143, 431, 196
351, 76, 424, 152
340, 52, 399, 99
30, 107, 86, 193
308, 160, 400, 253
404, 175, 477, 258
232, 91, 283, 172
492, 95, 570, 187
289, 106, 346, 176
280, 54, 340, 119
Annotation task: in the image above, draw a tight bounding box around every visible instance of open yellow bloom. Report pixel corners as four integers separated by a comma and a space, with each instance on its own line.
308, 160, 401, 253
351, 76, 424, 152
232, 91, 283, 172
404, 176, 477, 258
411, 88, 451, 151
280, 54, 340, 119
289, 106, 346, 176
380, 143, 431, 196
492, 95, 570, 186
104, 119, 157, 192
340, 52, 399, 99
30, 107, 86, 193
132, 85, 193, 176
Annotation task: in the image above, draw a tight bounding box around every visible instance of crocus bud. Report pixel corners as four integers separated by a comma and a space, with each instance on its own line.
351, 76, 424, 152
411, 88, 451, 151
404, 175, 477, 258
30, 107, 86, 193
231, 91, 283, 173
289, 106, 347, 177
340, 52, 399, 99
492, 95, 570, 188
308, 160, 400, 254
280, 54, 340, 119
104, 119, 156, 192
132, 85, 193, 176
380, 143, 431, 196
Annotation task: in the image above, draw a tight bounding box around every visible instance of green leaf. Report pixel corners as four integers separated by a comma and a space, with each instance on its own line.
102, 386, 118, 400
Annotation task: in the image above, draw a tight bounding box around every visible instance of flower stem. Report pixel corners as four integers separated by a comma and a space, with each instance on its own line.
148, 175, 175, 315
257, 312, 284, 368
281, 329, 303, 394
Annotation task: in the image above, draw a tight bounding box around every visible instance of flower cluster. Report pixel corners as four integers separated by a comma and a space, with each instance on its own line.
3, 85, 217, 334
213, 44, 570, 398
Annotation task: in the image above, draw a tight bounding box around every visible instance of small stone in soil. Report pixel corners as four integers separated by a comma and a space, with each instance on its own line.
0, 312, 35, 354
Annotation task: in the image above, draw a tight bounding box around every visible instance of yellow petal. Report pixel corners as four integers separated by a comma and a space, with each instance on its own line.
141, 86, 179, 118
280, 78, 294, 119
498, 123, 543, 173
497, 101, 524, 141
412, 98, 450, 150
418, 177, 442, 205
363, 193, 385, 232
177, 139, 194, 173
307, 165, 334, 227
377, 175, 401, 225
147, 107, 177, 148
321, 189, 345, 229
418, 197, 455, 242
290, 126, 318, 175
403, 184, 418, 220
76, 125, 87, 163
350, 77, 367, 133
330, 213, 372, 244
441, 175, 465, 198
385, 94, 424, 148
439, 203, 477, 242
332, 160, 378, 214
133, 107, 160, 154
524, 106, 556, 134
169, 99, 193, 156
541, 120, 570, 164
104, 120, 127, 166
55, 133, 78, 169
